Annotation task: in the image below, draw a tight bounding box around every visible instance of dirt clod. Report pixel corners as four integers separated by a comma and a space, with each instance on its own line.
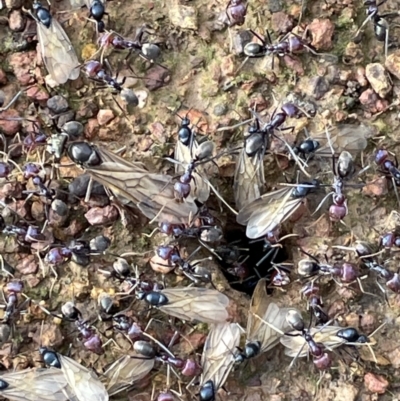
307, 19, 335, 50
8, 9, 25, 32
85, 205, 119, 225
365, 63, 392, 98
364, 372, 388, 394
47, 95, 69, 114
385, 50, 400, 80
97, 109, 115, 126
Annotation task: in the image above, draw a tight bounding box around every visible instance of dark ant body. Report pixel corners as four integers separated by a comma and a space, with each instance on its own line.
336, 327, 369, 344
173, 141, 214, 202
61, 302, 104, 354
301, 283, 329, 324
298, 253, 359, 285
292, 138, 320, 159
380, 231, 400, 249
365, 260, 400, 293
243, 29, 332, 69
158, 219, 222, 245
88, 0, 107, 33
44, 240, 91, 267
105, 257, 164, 292
328, 151, 355, 222
285, 310, 332, 370
45, 236, 110, 267
32, 1, 51, 28
111, 314, 144, 341
134, 340, 201, 377
354, 241, 400, 294
152, 245, 212, 283
355, 0, 400, 56
0, 220, 52, 250
99, 25, 161, 62
2, 281, 24, 325
83, 60, 138, 105
375, 149, 400, 184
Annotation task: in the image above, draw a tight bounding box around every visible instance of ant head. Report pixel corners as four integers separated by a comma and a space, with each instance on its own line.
181, 117, 190, 127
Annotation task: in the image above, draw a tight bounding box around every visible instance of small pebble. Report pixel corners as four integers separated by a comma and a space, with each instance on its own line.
0, 109, 21, 135
84, 205, 119, 225
268, 0, 283, 13
8, 9, 25, 32
364, 372, 388, 394
365, 63, 392, 98
385, 50, 400, 80
47, 95, 69, 114
26, 85, 49, 102
360, 313, 375, 334
307, 19, 335, 50
90, 235, 111, 253
97, 109, 115, 125
85, 118, 100, 139
270, 11, 293, 34
5, 0, 23, 8
169, 4, 198, 30
213, 104, 228, 116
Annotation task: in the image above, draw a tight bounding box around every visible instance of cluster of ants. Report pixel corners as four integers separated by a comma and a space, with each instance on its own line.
0, 0, 399, 400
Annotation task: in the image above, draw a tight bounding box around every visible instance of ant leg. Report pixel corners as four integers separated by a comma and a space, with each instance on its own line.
0, 91, 22, 112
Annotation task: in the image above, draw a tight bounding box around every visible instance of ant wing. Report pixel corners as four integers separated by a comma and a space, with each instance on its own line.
314, 124, 375, 156
237, 188, 302, 239
237, 187, 291, 224
234, 146, 264, 210
36, 18, 80, 85
101, 354, 154, 396
158, 287, 231, 324
0, 367, 72, 401
80, 145, 198, 224
57, 354, 108, 401
174, 140, 212, 203
247, 279, 296, 353
280, 326, 347, 358
200, 323, 241, 391
174, 139, 197, 173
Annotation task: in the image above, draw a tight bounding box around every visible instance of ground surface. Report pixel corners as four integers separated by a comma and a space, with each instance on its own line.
1, 0, 400, 400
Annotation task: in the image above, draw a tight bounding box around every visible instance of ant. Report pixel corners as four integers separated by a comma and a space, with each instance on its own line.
354, 0, 400, 58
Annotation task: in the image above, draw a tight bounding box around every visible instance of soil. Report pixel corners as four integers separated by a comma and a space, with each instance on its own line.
1, 0, 400, 400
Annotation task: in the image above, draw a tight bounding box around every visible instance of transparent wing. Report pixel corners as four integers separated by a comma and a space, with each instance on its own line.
159, 287, 230, 323
174, 140, 211, 203
58, 355, 108, 401
313, 124, 375, 156
247, 279, 295, 353
200, 323, 241, 390
0, 368, 71, 401
237, 187, 302, 239
234, 147, 264, 210
37, 19, 80, 85
174, 140, 197, 174
101, 354, 154, 396
280, 326, 346, 358
78, 145, 198, 224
